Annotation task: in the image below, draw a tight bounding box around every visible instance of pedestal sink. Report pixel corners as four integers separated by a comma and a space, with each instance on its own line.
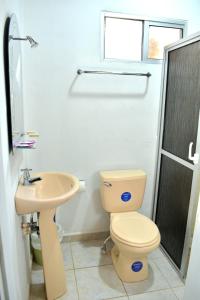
15, 172, 80, 300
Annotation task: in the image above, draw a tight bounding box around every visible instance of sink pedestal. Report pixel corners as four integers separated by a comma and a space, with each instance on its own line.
15, 172, 80, 299
39, 208, 66, 300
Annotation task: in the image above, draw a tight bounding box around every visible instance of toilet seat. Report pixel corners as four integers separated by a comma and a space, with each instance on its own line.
110, 211, 160, 248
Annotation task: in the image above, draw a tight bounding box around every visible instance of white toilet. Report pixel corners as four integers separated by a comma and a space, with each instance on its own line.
100, 169, 160, 282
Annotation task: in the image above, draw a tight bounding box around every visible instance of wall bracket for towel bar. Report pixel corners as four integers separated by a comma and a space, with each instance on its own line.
77, 69, 151, 77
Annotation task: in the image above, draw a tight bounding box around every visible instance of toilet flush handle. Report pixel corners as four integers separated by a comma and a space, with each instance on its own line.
104, 181, 112, 187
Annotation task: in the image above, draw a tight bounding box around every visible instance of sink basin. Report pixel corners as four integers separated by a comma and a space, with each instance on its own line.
15, 172, 80, 214
15, 171, 80, 300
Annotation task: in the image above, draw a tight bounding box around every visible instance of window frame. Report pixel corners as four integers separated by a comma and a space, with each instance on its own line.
101, 12, 187, 64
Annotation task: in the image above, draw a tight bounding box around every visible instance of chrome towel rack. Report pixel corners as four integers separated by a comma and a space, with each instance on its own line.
77, 69, 151, 77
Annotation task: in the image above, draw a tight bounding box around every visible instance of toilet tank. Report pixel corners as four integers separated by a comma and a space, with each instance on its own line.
100, 170, 146, 213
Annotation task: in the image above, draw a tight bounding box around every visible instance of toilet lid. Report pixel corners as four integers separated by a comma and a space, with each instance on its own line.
110, 212, 160, 247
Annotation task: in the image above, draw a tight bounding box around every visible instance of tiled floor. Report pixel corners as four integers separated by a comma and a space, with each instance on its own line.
30, 240, 185, 300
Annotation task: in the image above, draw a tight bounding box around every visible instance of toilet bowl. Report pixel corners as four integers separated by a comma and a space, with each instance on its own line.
100, 169, 161, 283
110, 211, 160, 282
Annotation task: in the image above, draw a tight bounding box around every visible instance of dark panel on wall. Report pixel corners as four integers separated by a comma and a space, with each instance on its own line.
3, 17, 13, 153
156, 155, 193, 268
163, 41, 200, 162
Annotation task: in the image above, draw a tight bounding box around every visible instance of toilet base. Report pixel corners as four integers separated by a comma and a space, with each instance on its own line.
111, 245, 148, 282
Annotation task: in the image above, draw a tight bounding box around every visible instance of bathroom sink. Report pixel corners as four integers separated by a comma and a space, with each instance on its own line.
15, 172, 79, 299
15, 172, 80, 214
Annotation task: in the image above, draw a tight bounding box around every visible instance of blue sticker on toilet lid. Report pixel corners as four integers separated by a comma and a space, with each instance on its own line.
131, 261, 143, 272
121, 192, 131, 202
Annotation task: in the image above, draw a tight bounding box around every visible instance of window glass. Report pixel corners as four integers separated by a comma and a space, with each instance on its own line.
105, 17, 143, 61
148, 26, 182, 59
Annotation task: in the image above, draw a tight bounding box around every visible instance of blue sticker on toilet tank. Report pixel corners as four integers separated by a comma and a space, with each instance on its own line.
131, 261, 143, 272
121, 192, 131, 202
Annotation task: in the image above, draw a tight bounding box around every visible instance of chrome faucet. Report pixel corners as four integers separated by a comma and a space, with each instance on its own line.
21, 168, 42, 185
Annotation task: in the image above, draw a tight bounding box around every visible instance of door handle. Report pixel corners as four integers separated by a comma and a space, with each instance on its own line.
188, 142, 199, 165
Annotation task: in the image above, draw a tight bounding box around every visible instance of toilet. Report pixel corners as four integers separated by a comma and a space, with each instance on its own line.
100, 169, 160, 282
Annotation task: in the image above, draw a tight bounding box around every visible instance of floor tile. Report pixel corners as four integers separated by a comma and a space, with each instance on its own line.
148, 248, 166, 261
57, 270, 79, 300
71, 240, 112, 268
154, 257, 184, 288
123, 261, 170, 296
32, 261, 43, 271
29, 284, 46, 300
61, 242, 74, 270
128, 289, 177, 300
31, 270, 44, 285
173, 286, 185, 300
104, 297, 128, 300
75, 265, 126, 300
30, 270, 78, 300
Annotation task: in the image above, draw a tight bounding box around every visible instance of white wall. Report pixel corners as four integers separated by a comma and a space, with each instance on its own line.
0, 263, 6, 300
21, 0, 200, 235
0, 1, 30, 299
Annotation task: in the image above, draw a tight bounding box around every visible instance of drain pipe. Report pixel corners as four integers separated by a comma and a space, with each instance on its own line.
21, 213, 39, 235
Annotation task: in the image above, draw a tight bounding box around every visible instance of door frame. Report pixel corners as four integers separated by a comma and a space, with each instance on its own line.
153, 31, 200, 279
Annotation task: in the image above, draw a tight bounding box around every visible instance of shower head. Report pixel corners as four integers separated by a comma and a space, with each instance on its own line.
26, 36, 39, 48
9, 35, 39, 48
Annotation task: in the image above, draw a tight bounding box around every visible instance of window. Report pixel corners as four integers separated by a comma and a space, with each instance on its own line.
105, 18, 143, 61
103, 13, 186, 62
148, 25, 182, 59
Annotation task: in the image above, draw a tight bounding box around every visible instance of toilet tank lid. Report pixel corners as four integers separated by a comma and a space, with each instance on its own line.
100, 169, 146, 181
